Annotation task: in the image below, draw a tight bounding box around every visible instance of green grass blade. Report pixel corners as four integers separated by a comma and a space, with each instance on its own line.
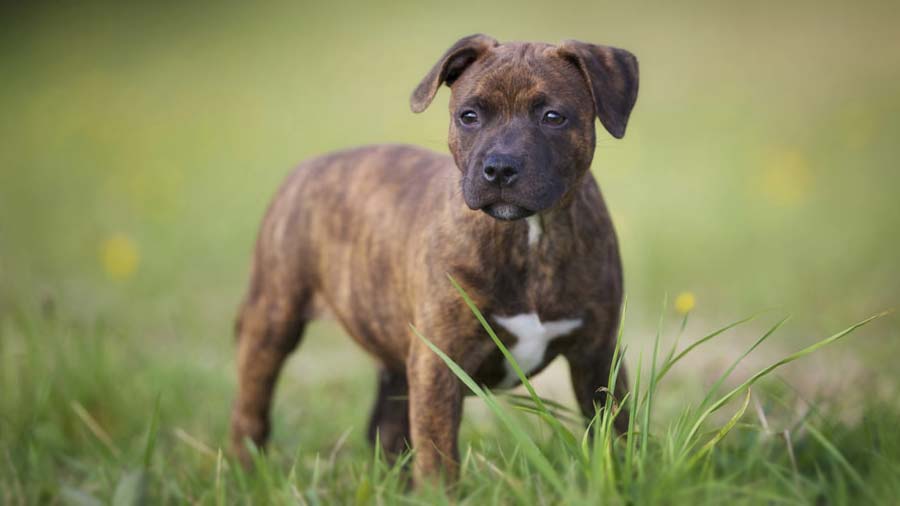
640, 296, 666, 463
215, 449, 226, 506
698, 316, 790, 409
662, 313, 689, 374
142, 394, 161, 470
655, 313, 760, 383
601, 295, 629, 431
805, 424, 878, 503
688, 389, 752, 466
507, 401, 583, 426
581, 413, 599, 460
625, 351, 643, 483
502, 393, 580, 418
682, 311, 887, 452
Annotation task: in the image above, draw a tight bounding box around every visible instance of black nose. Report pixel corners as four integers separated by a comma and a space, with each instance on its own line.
482, 154, 521, 187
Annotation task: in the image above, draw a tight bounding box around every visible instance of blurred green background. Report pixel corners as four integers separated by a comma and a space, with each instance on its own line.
1, 0, 899, 437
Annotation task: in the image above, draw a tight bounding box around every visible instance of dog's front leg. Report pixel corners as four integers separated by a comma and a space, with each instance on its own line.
567, 337, 630, 434
406, 341, 463, 486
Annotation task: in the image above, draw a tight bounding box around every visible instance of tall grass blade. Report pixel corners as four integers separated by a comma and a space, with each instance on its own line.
602, 295, 629, 431
806, 424, 877, 503
655, 314, 759, 383
215, 449, 226, 506
142, 394, 161, 469
688, 389, 752, 466
682, 311, 887, 452
503, 393, 580, 418
698, 316, 790, 409
625, 352, 643, 483
640, 296, 666, 463
70, 401, 121, 458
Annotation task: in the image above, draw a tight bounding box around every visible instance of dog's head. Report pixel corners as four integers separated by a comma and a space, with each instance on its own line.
411, 34, 639, 221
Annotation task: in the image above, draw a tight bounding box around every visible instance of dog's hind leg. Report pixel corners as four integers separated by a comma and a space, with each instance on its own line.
230, 284, 309, 467
366, 368, 411, 461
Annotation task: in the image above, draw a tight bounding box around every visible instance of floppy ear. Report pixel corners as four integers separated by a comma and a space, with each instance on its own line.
410, 34, 498, 113
557, 41, 639, 139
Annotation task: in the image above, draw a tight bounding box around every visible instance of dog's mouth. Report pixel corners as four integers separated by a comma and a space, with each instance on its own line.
481, 203, 535, 221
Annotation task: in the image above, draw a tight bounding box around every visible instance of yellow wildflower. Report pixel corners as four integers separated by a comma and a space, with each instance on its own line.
674, 292, 696, 315
100, 234, 139, 281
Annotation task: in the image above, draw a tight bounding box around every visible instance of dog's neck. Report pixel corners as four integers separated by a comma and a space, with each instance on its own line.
525, 215, 542, 246
441, 171, 613, 316
521, 175, 602, 251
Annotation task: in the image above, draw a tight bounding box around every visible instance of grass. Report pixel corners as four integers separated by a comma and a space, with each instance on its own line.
1, 286, 896, 504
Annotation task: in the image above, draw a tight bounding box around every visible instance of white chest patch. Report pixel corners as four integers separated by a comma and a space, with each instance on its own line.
526, 216, 542, 246
492, 312, 583, 388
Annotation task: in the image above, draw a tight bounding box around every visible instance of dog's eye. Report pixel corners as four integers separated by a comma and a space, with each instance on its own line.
459, 110, 479, 126
542, 110, 566, 127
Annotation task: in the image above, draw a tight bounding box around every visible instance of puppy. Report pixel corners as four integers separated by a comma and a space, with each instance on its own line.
230, 34, 638, 484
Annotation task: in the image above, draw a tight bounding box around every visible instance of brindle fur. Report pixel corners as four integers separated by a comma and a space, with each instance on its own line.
231, 34, 639, 485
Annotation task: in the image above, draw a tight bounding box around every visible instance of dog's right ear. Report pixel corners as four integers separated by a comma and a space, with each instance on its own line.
410, 34, 498, 113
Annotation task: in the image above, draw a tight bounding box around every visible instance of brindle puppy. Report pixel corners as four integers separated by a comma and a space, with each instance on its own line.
230, 34, 639, 485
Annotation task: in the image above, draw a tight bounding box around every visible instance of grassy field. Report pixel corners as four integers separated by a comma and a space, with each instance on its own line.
2, 0, 899, 504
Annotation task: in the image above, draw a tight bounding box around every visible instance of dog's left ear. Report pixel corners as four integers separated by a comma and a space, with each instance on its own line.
557, 41, 639, 139
410, 34, 499, 113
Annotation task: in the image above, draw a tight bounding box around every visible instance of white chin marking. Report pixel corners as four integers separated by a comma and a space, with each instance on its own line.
494, 204, 518, 220
492, 312, 583, 388
526, 215, 542, 246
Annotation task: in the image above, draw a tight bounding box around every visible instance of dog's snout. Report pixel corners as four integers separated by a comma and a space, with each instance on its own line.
482, 154, 521, 187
